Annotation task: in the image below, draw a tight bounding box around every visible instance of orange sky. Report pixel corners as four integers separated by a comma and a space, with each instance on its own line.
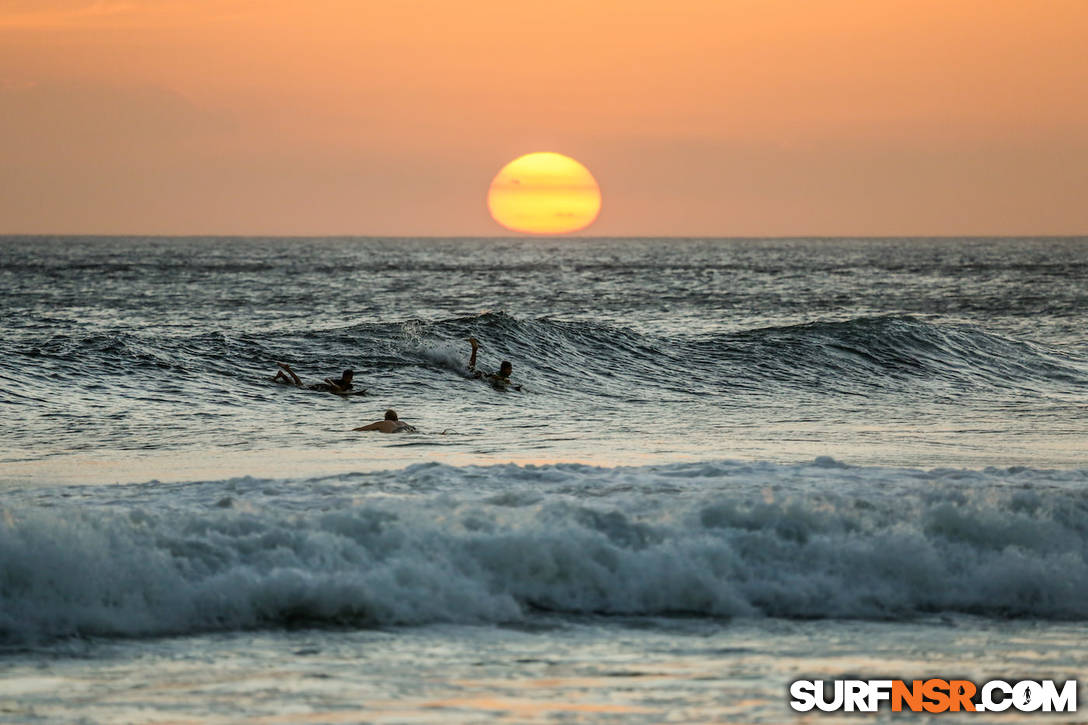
2, 0, 1086, 235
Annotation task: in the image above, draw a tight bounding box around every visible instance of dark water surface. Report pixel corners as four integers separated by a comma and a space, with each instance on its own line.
1, 237, 1087, 723
2, 236, 1086, 479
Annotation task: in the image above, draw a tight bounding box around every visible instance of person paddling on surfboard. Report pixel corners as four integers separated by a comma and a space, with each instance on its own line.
467, 337, 521, 391
270, 362, 361, 394
353, 409, 417, 433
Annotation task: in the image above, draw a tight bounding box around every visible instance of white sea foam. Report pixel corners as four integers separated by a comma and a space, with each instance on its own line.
2, 459, 1087, 642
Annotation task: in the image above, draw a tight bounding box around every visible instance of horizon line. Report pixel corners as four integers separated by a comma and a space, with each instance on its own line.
2, 233, 1087, 241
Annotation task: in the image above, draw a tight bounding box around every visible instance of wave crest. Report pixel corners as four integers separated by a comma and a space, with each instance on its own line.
10, 314, 1086, 401
3, 460, 1088, 643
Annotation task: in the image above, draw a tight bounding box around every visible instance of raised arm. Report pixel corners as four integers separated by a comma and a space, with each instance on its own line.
467, 337, 479, 371
277, 362, 303, 386
353, 422, 382, 431
324, 377, 346, 393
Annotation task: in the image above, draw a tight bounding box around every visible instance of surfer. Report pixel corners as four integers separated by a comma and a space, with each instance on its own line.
467, 337, 520, 391
353, 409, 417, 434
270, 362, 359, 394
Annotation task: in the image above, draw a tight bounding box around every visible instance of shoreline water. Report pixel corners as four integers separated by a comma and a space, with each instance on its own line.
4, 618, 1085, 723
3, 431, 1088, 489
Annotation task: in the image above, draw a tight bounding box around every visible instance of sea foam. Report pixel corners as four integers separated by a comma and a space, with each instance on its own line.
2, 459, 1087, 643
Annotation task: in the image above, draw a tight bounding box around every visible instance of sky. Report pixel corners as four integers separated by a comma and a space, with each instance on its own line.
2, 0, 1087, 236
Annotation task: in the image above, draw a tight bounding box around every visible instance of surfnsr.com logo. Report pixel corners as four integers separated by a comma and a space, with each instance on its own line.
789, 679, 1077, 713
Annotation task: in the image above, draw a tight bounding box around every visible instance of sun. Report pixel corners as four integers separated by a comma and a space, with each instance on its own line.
487, 152, 602, 235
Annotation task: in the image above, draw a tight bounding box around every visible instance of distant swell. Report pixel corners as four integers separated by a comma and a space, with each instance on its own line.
2, 459, 1088, 643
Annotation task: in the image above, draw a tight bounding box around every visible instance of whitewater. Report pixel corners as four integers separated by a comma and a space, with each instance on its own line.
1, 236, 1086, 722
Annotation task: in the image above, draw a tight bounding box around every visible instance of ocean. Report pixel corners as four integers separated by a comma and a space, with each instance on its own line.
1, 236, 1086, 722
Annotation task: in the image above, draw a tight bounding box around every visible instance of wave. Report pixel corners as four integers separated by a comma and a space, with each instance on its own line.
6, 314, 1087, 405
3, 459, 1088, 643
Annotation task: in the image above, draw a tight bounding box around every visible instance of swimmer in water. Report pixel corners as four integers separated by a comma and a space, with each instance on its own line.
270, 362, 357, 394
467, 337, 521, 391
353, 409, 417, 434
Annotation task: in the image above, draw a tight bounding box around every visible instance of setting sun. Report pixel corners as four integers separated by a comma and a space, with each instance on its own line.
487, 152, 602, 235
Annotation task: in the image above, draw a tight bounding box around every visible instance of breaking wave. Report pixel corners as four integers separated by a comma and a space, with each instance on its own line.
6, 314, 1087, 404
3, 458, 1088, 643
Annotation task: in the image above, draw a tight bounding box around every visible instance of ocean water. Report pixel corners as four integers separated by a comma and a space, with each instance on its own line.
1, 236, 1087, 722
